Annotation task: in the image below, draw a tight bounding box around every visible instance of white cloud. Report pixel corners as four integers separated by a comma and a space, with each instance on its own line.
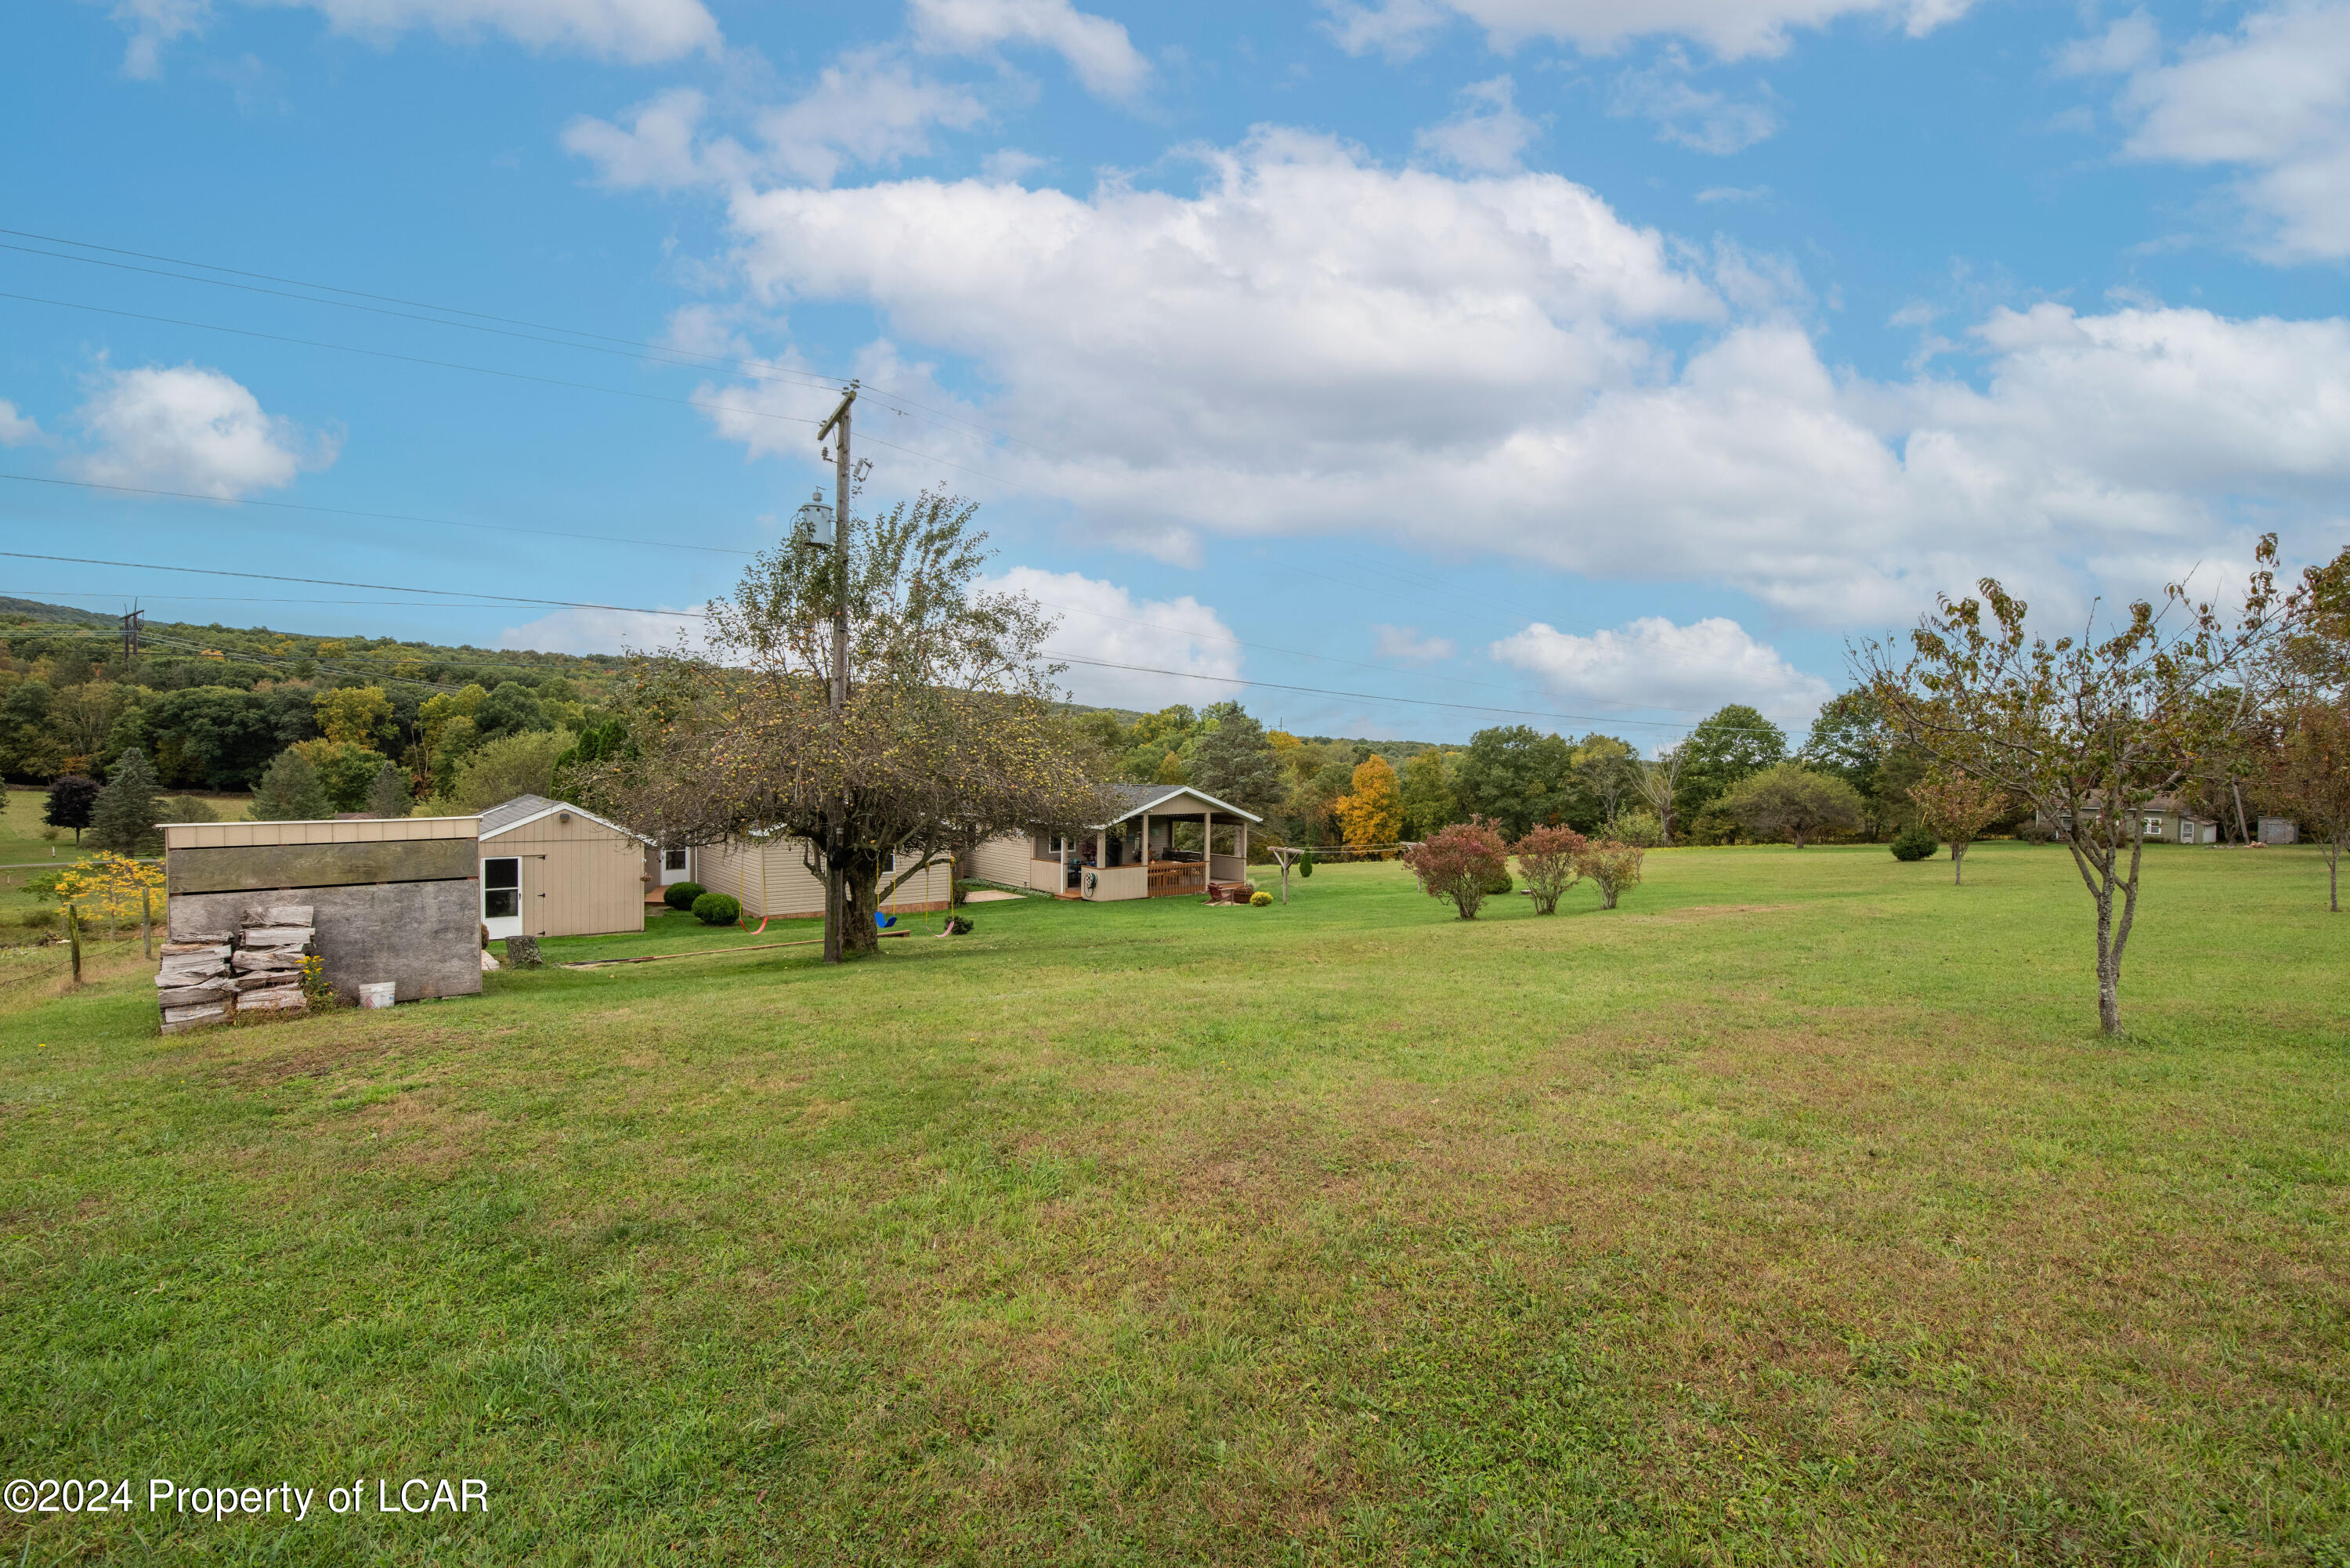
696, 128, 2350, 627
497, 605, 708, 654
981, 147, 1047, 181
72, 365, 334, 499
1415, 75, 1541, 172
1609, 56, 1779, 153
1490, 615, 1833, 723
1696, 183, 1770, 202
0, 401, 41, 446
114, 0, 717, 75
564, 50, 986, 190
908, 0, 1148, 99
1325, 0, 1972, 62
1373, 624, 1458, 663
111, 0, 212, 78
979, 566, 1241, 710
2070, 2, 2350, 262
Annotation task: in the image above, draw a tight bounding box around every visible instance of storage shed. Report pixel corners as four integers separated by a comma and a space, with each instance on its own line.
478, 795, 651, 939
161, 815, 483, 1003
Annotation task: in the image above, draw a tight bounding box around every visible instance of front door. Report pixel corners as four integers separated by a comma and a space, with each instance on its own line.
483, 856, 522, 939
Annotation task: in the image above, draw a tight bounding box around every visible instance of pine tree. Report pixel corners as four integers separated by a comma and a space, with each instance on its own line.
85, 747, 164, 855
250, 748, 333, 822
365, 761, 414, 818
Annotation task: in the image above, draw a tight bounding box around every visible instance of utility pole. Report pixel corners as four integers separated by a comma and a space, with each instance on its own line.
120, 605, 143, 674
815, 381, 859, 964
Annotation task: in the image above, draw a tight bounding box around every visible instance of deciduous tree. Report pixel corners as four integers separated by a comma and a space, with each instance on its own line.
1453, 725, 1572, 837
1401, 818, 1509, 920
1863, 544, 2286, 1035
2262, 697, 2350, 911
1188, 704, 1285, 817
1907, 771, 2005, 885
313, 684, 394, 748
576, 491, 1104, 959
1334, 753, 1403, 854
43, 774, 99, 844
1718, 764, 1864, 848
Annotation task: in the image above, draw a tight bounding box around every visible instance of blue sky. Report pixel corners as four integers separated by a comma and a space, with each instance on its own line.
5, 0, 2347, 746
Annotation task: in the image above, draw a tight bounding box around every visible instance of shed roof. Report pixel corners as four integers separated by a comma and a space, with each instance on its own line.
478, 795, 651, 844
1091, 783, 1263, 826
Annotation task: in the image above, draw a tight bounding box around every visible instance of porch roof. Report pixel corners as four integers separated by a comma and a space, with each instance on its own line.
1090, 783, 1263, 828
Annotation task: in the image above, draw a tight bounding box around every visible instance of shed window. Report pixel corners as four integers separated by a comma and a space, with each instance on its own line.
483, 857, 519, 919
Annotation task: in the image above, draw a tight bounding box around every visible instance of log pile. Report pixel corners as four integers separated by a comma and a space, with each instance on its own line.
157, 904, 316, 1035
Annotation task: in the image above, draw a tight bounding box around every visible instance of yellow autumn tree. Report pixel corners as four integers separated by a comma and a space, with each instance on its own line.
313, 684, 394, 747
1334, 754, 1403, 857
52, 851, 165, 940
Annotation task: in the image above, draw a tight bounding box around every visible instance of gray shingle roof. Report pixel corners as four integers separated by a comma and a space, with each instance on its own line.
479, 794, 558, 836
1092, 782, 1263, 826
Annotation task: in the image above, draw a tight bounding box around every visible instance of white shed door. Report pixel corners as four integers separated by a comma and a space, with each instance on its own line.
482, 856, 522, 939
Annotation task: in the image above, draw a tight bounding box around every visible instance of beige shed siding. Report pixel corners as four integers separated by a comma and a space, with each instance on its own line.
162, 815, 478, 851
482, 810, 646, 938
696, 838, 954, 918
967, 833, 1032, 887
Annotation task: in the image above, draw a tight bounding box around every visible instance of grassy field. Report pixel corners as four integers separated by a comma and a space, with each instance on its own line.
0, 786, 251, 921
1, 843, 2344, 1564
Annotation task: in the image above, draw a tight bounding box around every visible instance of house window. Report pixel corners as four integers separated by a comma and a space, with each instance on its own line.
663, 847, 688, 872
483, 857, 519, 919
2142, 817, 2163, 839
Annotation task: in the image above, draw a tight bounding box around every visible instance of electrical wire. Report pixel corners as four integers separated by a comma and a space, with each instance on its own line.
0, 548, 708, 618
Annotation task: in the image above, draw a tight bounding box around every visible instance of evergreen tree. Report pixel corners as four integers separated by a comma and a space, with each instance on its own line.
43, 774, 100, 844
249, 748, 333, 821
86, 747, 164, 855
1188, 705, 1285, 815
365, 761, 414, 818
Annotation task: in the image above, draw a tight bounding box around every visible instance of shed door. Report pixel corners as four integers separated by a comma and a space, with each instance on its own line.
483, 856, 522, 940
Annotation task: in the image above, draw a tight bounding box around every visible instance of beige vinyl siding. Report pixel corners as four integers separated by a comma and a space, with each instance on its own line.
481, 810, 647, 938
697, 837, 956, 918
162, 815, 478, 851
967, 833, 1032, 887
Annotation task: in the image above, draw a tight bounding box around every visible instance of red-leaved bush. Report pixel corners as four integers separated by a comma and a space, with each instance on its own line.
1402, 818, 1510, 920
1512, 824, 1589, 915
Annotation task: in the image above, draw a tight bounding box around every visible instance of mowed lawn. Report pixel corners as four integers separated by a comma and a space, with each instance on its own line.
1, 844, 2345, 1565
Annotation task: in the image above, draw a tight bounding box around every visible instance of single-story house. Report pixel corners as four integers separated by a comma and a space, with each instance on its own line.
966, 784, 1260, 902
2045, 794, 2220, 845
478, 794, 652, 940
689, 835, 956, 920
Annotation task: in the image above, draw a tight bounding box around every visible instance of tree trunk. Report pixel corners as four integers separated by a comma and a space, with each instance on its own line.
839, 846, 887, 956
1951, 842, 1966, 886
2332, 840, 2341, 913
2094, 885, 2120, 1035
1597, 883, 1618, 910
1792, 829, 1808, 849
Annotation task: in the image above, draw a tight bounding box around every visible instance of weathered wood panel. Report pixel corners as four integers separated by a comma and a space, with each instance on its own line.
167, 837, 478, 895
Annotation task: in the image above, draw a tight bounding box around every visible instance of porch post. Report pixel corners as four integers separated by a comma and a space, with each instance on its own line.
1204, 810, 1212, 891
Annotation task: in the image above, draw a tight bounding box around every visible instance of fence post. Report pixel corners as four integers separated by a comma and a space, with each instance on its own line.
142, 887, 154, 960
67, 903, 82, 985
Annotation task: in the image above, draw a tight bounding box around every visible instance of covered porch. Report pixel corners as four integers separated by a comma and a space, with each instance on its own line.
1026, 784, 1262, 902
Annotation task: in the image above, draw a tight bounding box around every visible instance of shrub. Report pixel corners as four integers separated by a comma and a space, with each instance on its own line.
1604, 809, 1665, 847
18, 908, 57, 933
1297, 847, 1314, 879
1401, 819, 1510, 920
1482, 866, 1515, 895
1890, 825, 1939, 862
2018, 820, 2054, 846
663, 880, 706, 912
945, 914, 974, 934
690, 891, 741, 927
1574, 839, 1646, 909
1249, 890, 1272, 907
1719, 763, 1864, 847
1512, 824, 1589, 915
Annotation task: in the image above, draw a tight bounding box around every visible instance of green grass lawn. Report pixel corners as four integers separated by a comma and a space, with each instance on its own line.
1, 843, 2345, 1564
0, 787, 251, 923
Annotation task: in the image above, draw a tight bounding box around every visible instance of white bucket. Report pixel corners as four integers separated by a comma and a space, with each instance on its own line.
358, 981, 396, 1010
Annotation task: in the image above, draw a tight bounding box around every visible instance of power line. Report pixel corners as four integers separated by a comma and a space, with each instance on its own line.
1040, 651, 1736, 735
0, 549, 709, 618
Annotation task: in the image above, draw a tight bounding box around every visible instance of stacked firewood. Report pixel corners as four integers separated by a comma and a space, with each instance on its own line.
156, 904, 316, 1035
